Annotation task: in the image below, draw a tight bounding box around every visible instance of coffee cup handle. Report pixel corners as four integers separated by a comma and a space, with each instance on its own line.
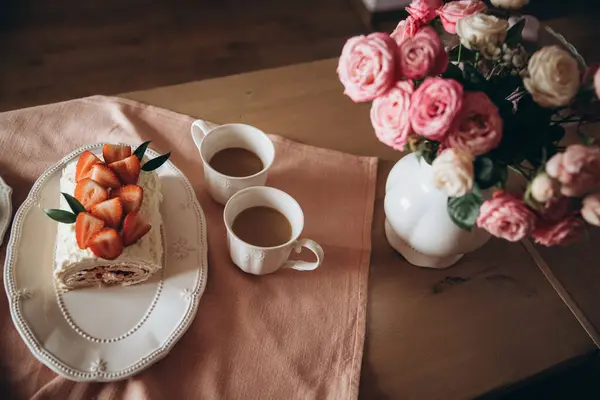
190, 120, 212, 149
283, 238, 324, 271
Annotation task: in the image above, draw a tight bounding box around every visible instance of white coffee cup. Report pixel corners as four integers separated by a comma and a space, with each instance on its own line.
224, 186, 324, 275
191, 120, 275, 205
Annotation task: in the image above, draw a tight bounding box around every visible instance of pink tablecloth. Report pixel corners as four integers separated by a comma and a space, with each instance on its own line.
0, 96, 377, 400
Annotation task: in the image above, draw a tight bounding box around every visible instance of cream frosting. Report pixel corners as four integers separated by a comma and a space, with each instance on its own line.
53, 156, 163, 290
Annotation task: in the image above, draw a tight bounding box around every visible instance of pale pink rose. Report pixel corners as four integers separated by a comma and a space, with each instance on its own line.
406, 0, 443, 24
532, 217, 585, 246
530, 174, 557, 203
398, 26, 448, 80
337, 33, 398, 103
409, 78, 463, 141
437, 0, 488, 35
545, 144, 600, 197
476, 191, 536, 242
582, 192, 600, 226
447, 91, 502, 156
391, 16, 421, 45
371, 81, 415, 151
595, 68, 600, 100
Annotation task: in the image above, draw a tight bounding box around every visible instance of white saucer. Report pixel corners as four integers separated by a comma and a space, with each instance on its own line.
4, 144, 208, 382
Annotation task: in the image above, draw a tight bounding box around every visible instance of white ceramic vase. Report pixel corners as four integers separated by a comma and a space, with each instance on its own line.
384, 153, 491, 269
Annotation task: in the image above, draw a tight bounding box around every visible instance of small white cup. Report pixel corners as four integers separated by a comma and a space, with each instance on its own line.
224, 186, 324, 275
191, 120, 275, 205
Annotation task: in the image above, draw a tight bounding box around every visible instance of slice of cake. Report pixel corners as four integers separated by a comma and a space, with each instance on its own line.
48, 144, 169, 291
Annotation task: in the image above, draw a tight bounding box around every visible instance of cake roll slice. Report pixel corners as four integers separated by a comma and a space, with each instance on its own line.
53, 156, 164, 291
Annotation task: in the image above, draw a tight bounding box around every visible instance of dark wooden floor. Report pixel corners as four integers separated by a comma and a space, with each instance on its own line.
1, 0, 600, 398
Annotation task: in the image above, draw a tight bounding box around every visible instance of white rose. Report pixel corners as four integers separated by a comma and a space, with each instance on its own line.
456, 14, 509, 55
582, 192, 600, 227
432, 148, 474, 197
530, 173, 557, 203
523, 46, 580, 108
491, 0, 529, 10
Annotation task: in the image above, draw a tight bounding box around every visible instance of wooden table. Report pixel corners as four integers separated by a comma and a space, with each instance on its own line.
123, 58, 599, 399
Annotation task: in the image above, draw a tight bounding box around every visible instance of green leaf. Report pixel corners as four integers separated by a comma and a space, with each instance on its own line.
442, 63, 463, 82
447, 189, 484, 231
62, 192, 86, 215
506, 18, 525, 47
418, 141, 439, 165
474, 156, 507, 190
44, 209, 77, 224
141, 152, 171, 171
133, 141, 151, 161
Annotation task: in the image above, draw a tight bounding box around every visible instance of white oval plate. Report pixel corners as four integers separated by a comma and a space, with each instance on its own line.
4, 144, 208, 382
0, 174, 12, 245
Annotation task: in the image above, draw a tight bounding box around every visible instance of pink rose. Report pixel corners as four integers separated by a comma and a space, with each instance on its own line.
406, 0, 443, 24
476, 191, 536, 242
447, 91, 502, 156
409, 77, 463, 141
532, 217, 585, 246
398, 26, 448, 80
437, 0, 488, 35
370, 81, 415, 150
582, 192, 600, 226
545, 144, 600, 197
539, 196, 575, 223
337, 33, 398, 103
391, 16, 421, 45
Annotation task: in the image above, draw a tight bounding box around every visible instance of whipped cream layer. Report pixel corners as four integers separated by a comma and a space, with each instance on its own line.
53, 156, 163, 291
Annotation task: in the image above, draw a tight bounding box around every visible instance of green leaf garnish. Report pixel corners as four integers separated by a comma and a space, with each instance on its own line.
142, 152, 171, 171
62, 192, 86, 215
447, 188, 484, 231
44, 209, 77, 224
133, 141, 151, 161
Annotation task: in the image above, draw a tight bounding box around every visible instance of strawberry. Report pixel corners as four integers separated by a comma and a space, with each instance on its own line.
89, 164, 121, 188
109, 155, 140, 185
88, 228, 123, 260
74, 179, 109, 211
102, 144, 132, 165
75, 212, 105, 249
91, 198, 123, 229
75, 151, 102, 182
111, 184, 143, 214
122, 212, 152, 246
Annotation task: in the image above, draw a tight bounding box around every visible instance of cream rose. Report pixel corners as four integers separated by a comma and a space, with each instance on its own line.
490, 0, 529, 9
431, 148, 474, 197
582, 192, 600, 226
523, 46, 580, 108
530, 174, 557, 203
456, 14, 508, 55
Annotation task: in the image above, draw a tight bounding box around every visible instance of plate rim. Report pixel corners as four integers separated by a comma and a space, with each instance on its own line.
3, 142, 208, 382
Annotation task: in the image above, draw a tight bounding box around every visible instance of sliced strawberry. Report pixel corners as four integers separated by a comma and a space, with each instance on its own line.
122, 212, 152, 246
75, 151, 102, 182
103, 144, 132, 165
111, 184, 143, 214
91, 198, 123, 229
74, 178, 109, 211
88, 228, 123, 260
75, 212, 105, 249
108, 155, 140, 185
90, 164, 121, 188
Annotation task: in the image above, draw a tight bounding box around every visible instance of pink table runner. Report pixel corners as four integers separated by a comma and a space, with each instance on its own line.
0, 96, 377, 399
